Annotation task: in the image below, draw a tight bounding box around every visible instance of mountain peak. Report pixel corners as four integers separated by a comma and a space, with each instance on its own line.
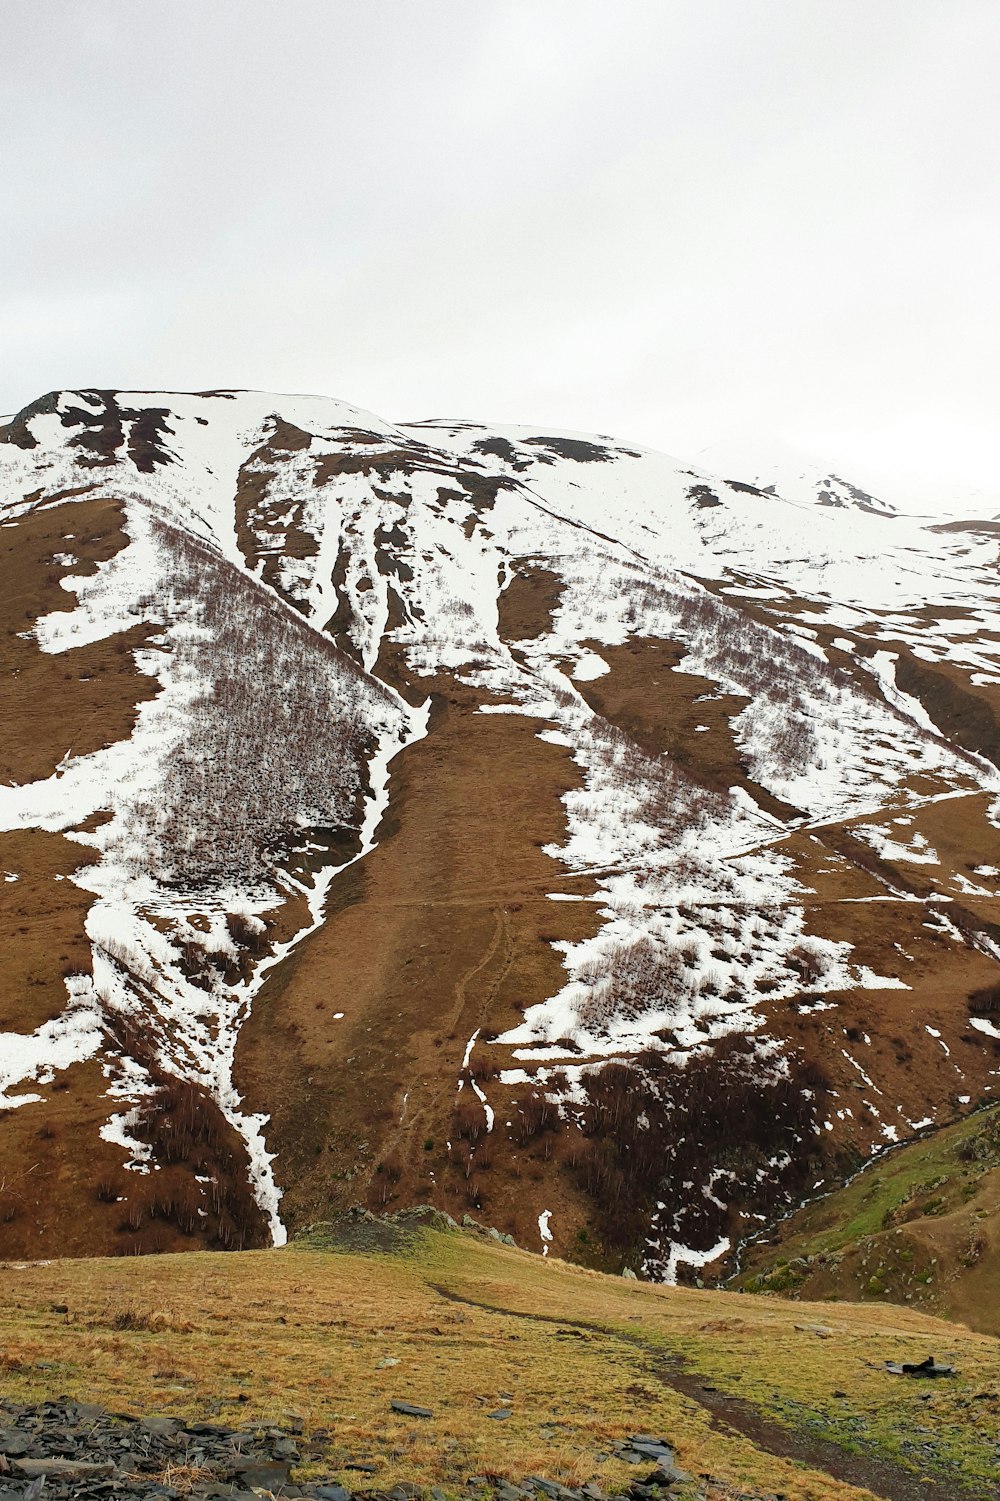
694, 434, 896, 515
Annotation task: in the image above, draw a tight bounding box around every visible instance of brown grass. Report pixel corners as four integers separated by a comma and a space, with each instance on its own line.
0, 496, 159, 785
0, 827, 97, 1036
0, 1226, 997, 1498
233, 651, 603, 1249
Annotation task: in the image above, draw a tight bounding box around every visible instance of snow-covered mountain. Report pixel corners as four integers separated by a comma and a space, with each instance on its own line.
695, 435, 897, 514
3, 387, 1000, 1276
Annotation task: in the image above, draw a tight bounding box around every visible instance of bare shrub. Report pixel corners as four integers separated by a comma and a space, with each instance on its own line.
799, 1057, 832, 1092
969, 983, 1000, 1016
378, 1150, 403, 1182
177, 939, 211, 986
375, 1150, 403, 1205
146, 1179, 201, 1235
119, 516, 400, 892
788, 942, 828, 985
94, 937, 156, 986
119, 1198, 145, 1233
124, 1072, 269, 1252
137, 1079, 221, 1164
576, 935, 692, 1030
570, 1039, 823, 1265
95, 1174, 124, 1204
453, 1096, 488, 1144
515, 1088, 558, 1146
226, 912, 270, 957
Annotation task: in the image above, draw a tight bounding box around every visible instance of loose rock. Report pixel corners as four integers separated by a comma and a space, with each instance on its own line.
885, 1355, 955, 1378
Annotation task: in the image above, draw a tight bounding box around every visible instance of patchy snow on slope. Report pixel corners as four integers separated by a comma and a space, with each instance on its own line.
856, 822, 940, 866
658, 1233, 731, 1286
457, 1028, 496, 1133
233, 429, 970, 1079
0, 412, 422, 1236
6, 387, 1000, 1262
0, 974, 105, 1110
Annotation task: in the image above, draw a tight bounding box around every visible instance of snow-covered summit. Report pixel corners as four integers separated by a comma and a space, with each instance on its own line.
694, 434, 897, 515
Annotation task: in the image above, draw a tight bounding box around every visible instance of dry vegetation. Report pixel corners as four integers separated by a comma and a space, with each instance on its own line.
610, 573, 853, 779
1, 1223, 999, 1498
87, 984, 271, 1254
567, 1038, 825, 1271
122, 517, 396, 891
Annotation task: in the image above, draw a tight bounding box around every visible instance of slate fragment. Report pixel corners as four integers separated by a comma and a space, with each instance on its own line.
389, 1400, 433, 1418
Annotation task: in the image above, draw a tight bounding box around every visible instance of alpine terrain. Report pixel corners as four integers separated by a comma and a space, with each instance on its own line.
3, 387, 1000, 1289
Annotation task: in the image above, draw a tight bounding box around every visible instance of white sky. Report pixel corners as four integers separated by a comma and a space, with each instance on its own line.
2, 1, 999, 505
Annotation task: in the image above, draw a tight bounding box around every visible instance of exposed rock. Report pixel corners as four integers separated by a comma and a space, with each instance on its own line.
389, 1400, 434, 1418
885, 1355, 956, 1377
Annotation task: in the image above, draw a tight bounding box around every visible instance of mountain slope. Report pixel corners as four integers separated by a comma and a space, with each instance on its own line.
694, 435, 897, 514
2, 387, 1000, 1276
736, 1100, 1000, 1336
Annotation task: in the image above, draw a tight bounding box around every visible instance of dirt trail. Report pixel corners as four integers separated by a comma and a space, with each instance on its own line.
449, 904, 512, 1038
391, 904, 515, 1171
430, 1286, 974, 1501
659, 1368, 966, 1501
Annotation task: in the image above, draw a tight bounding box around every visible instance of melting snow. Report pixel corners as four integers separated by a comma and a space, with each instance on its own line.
661, 1234, 730, 1286
856, 823, 939, 865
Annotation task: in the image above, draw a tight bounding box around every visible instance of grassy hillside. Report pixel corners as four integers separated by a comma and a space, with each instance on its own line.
736, 1104, 1000, 1336
2, 1215, 999, 1499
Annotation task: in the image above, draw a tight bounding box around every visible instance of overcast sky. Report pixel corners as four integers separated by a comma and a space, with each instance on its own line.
3, 1, 999, 503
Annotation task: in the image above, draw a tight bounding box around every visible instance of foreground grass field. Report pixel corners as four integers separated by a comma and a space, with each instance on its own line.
1, 1215, 999, 1499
